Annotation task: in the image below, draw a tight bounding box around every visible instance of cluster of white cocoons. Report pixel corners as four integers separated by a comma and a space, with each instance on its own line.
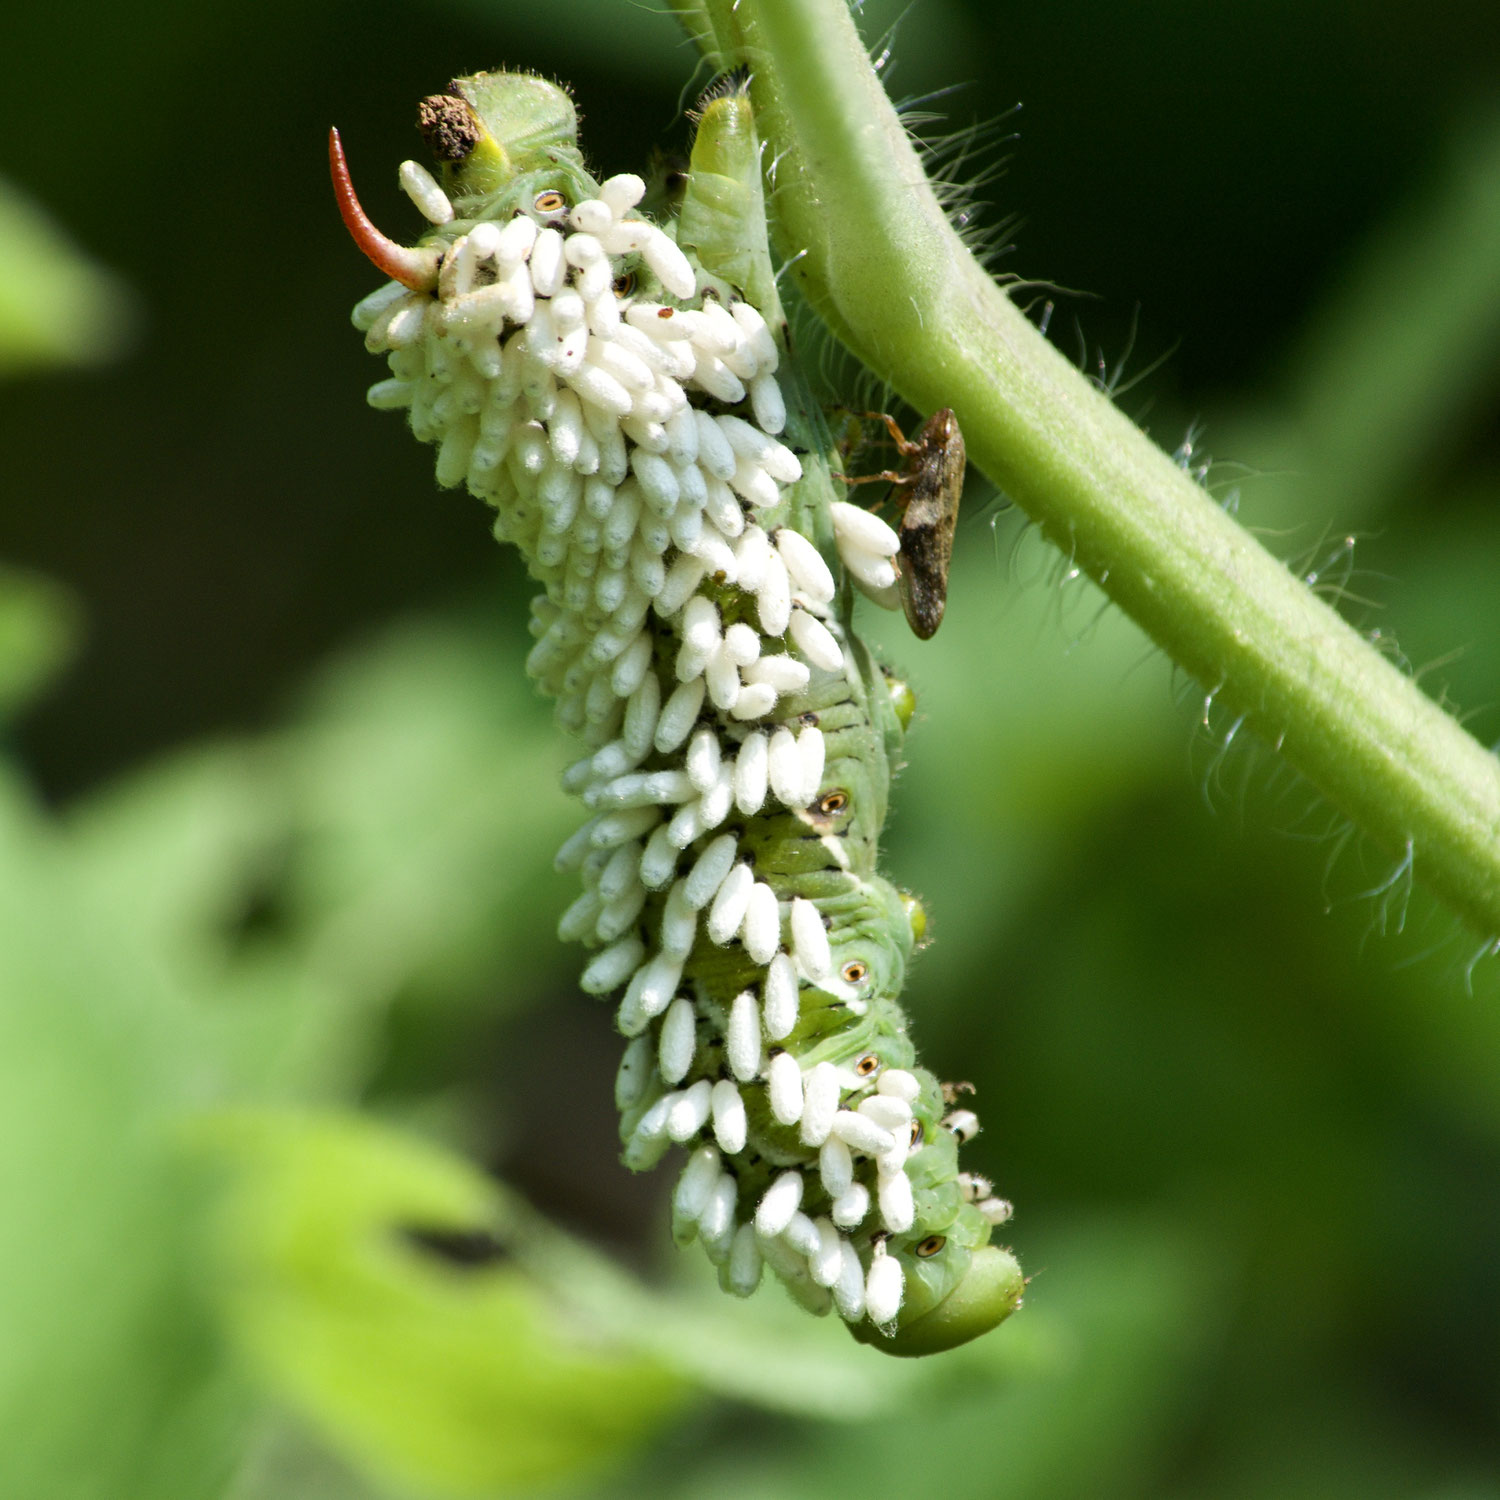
353, 165, 921, 1328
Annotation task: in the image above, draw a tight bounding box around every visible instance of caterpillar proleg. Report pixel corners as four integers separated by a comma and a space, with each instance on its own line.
333, 70, 1022, 1355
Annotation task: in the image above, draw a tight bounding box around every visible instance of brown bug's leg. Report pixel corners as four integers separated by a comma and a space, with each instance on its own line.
833, 468, 913, 516
836, 470, 909, 488
329, 127, 442, 291
845, 409, 917, 457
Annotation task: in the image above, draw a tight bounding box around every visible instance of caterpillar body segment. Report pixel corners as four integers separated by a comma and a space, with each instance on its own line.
337, 70, 1021, 1354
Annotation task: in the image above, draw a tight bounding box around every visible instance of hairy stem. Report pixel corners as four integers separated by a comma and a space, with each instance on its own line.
669, 0, 1500, 938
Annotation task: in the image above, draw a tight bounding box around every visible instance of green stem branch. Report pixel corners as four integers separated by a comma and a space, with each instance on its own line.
671, 0, 1500, 938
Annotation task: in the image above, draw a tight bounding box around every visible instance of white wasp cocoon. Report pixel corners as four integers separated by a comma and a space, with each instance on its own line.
877, 1168, 916, 1234
686, 725, 721, 792
570, 199, 612, 235
797, 725, 826, 806
865, 1246, 905, 1326
831, 1181, 870, 1229
833, 1240, 867, 1321
707, 862, 754, 945
859, 1094, 914, 1132
790, 899, 833, 982
767, 727, 805, 808
653, 676, 706, 754
730, 683, 778, 720
742, 881, 782, 965
810, 1219, 844, 1288
799, 1062, 841, 1147
598, 172, 647, 217
659, 996, 698, 1084
659, 879, 699, 960
755, 1170, 803, 1237
842, 545, 901, 595
743, 654, 810, 694
830, 499, 901, 557
775, 528, 836, 604
876, 1068, 922, 1103
762, 952, 799, 1041
398, 159, 453, 224
766, 1051, 804, 1125
727, 1223, 764, 1297
726, 989, 762, 1082
666, 1077, 713, 1141
673, 1145, 721, 1223
756, 553, 793, 637
788, 608, 845, 672
615, 1034, 653, 1110
639, 822, 680, 891
819, 1135, 854, 1199
831, 1110, 896, 1157
685, 833, 738, 909
698, 1174, 737, 1257
711, 1079, 748, 1155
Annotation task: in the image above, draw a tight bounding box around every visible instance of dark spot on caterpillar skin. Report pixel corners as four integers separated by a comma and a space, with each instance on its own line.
418, 93, 483, 162
401, 1225, 510, 1267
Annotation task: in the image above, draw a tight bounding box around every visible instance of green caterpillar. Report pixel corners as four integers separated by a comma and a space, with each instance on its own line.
333, 69, 1021, 1355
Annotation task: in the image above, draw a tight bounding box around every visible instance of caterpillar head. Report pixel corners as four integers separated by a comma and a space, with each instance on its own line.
852, 1073, 1023, 1355
851, 1237, 1025, 1356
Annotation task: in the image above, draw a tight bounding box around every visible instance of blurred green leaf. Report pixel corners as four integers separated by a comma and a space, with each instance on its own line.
0, 564, 79, 719
0, 177, 134, 373
201, 1109, 692, 1497
0, 770, 244, 1500
611, 1216, 1228, 1500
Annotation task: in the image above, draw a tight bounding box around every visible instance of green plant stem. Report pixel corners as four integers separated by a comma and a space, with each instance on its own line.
671, 0, 1500, 938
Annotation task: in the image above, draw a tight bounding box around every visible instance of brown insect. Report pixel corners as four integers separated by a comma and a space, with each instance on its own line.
843, 408, 966, 640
